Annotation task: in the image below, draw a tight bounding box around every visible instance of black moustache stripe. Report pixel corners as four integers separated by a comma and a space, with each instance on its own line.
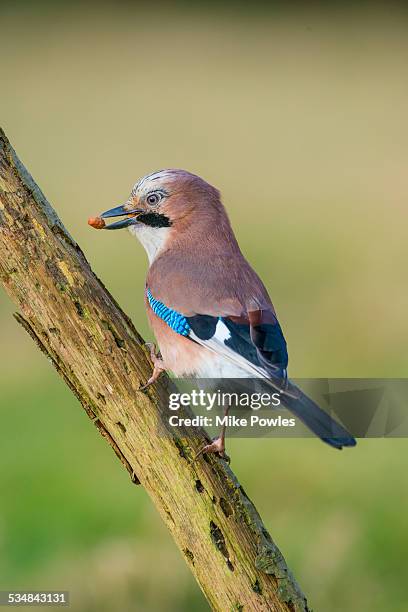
137, 212, 172, 228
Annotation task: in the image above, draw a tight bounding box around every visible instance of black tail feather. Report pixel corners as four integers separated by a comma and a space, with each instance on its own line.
278, 382, 356, 449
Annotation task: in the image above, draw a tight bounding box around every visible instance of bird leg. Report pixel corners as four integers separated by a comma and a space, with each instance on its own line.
140, 342, 166, 390
195, 403, 231, 463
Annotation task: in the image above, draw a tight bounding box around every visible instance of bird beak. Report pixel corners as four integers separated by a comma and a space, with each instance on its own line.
100, 204, 143, 230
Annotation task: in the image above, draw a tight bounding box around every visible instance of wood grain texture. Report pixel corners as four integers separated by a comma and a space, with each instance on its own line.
0, 128, 309, 612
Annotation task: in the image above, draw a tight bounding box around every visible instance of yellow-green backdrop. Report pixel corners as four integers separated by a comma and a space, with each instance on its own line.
1, 3, 407, 611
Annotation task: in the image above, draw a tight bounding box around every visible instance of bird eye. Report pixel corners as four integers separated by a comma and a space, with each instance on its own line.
146, 192, 161, 207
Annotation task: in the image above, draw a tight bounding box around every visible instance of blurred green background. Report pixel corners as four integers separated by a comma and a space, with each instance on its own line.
1, 2, 408, 611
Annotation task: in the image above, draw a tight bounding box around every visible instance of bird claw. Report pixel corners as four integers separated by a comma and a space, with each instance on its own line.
195, 437, 230, 463
145, 342, 161, 363
140, 342, 165, 390
140, 376, 157, 391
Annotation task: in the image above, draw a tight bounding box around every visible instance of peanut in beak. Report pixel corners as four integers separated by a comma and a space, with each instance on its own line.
88, 216, 106, 230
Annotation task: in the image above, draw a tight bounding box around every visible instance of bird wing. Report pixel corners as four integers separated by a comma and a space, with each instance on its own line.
186, 308, 288, 381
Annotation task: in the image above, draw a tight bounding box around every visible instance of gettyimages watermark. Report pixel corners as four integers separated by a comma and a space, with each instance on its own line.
168, 388, 295, 430
168, 388, 283, 410
159, 378, 408, 439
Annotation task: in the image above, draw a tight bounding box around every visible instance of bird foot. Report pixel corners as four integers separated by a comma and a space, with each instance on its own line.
140, 343, 166, 390
195, 437, 230, 463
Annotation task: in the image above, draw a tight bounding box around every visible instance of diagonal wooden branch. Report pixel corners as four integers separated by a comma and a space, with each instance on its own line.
0, 128, 309, 612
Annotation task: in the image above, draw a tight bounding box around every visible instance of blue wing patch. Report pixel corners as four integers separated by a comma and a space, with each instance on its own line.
147, 288, 190, 336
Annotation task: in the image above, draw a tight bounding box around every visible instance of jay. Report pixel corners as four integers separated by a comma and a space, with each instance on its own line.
90, 170, 356, 457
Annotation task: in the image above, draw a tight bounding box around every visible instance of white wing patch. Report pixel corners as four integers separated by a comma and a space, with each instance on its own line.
212, 318, 231, 343
189, 319, 267, 379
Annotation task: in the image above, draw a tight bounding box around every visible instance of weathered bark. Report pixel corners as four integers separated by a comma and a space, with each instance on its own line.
0, 128, 309, 612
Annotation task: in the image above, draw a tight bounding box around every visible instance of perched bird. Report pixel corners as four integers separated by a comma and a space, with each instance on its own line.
91, 170, 356, 456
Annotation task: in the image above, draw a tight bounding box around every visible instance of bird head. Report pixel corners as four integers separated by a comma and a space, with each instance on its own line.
98, 169, 226, 262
